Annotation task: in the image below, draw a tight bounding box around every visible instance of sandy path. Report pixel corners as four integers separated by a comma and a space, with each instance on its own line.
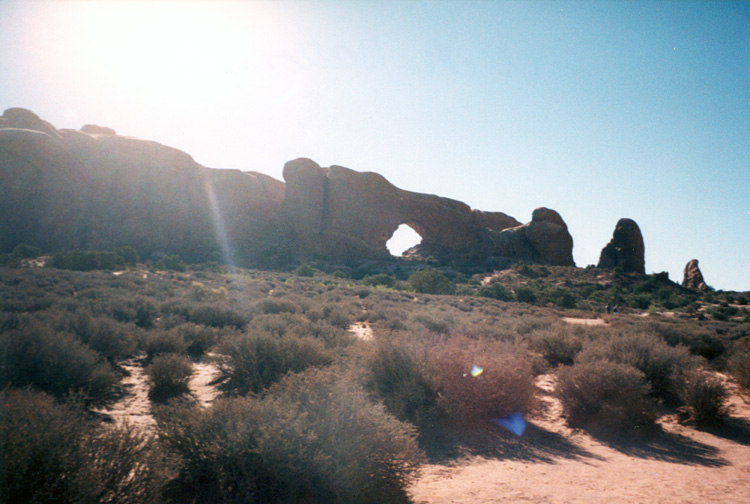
561, 317, 609, 326
98, 355, 223, 431
410, 375, 750, 504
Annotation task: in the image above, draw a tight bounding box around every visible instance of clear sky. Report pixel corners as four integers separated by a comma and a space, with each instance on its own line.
1, 0, 748, 290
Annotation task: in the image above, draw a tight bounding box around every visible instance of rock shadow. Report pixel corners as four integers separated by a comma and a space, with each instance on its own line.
419, 418, 601, 465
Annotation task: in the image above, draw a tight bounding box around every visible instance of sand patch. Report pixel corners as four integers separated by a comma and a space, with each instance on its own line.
561, 317, 609, 326
349, 322, 374, 341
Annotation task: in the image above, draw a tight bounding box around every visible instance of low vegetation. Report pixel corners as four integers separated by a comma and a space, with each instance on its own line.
0, 253, 747, 502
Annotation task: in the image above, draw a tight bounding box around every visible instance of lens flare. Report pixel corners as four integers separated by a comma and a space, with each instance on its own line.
491, 412, 527, 437
470, 365, 483, 377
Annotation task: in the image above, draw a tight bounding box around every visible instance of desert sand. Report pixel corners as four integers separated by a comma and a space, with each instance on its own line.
410, 374, 750, 504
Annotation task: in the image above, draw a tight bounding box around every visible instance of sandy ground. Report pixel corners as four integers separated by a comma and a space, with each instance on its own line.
561, 317, 609, 326
409, 375, 750, 504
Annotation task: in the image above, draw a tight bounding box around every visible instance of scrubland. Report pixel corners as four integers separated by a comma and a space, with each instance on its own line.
1, 259, 749, 503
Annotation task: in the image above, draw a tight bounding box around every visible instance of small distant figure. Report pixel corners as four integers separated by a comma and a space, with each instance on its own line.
613, 305, 620, 315
605, 303, 612, 314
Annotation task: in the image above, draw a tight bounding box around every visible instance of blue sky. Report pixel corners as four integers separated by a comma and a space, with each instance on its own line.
1, 0, 748, 290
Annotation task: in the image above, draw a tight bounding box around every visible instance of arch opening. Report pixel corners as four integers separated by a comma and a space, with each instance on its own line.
386, 223, 422, 257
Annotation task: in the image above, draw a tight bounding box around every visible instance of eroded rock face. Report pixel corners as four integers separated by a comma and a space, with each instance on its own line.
0, 108, 285, 263
683, 259, 708, 291
281, 158, 574, 266
1, 108, 576, 268
597, 218, 645, 273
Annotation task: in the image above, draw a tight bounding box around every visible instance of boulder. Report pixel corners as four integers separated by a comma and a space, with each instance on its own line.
682, 259, 708, 291
597, 218, 645, 273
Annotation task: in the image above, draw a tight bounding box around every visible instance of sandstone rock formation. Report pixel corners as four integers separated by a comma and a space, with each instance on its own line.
0, 108, 285, 263
1, 108, 575, 269
282, 158, 574, 266
682, 259, 708, 291
597, 218, 645, 274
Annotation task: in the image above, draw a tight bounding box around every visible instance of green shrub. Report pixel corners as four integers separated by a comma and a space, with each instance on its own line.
515, 286, 538, 304
145, 353, 194, 402
220, 330, 333, 395
56, 311, 136, 361
362, 273, 397, 288
407, 268, 455, 295
678, 369, 728, 424
0, 389, 169, 504
12, 243, 42, 259
478, 282, 514, 301
0, 322, 118, 404
556, 361, 656, 435
294, 263, 315, 277
158, 368, 422, 504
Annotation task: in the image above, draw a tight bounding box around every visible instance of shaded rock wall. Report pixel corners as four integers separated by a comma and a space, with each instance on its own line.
597, 218, 645, 274
282, 158, 574, 266
0, 108, 285, 263
2, 108, 575, 268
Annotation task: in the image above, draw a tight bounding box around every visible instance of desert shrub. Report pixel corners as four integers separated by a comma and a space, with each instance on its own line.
12, 243, 42, 259
577, 331, 701, 405
362, 273, 397, 288
648, 322, 726, 361
407, 268, 455, 295
0, 322, 118, 403
727, 343, 750, 392
174, 323, 220, 355
140, 328, 189, 358
515, 286, 538, 304
146, 353, 194, 402
556, 361, 656, 434
255, 297, 299, 315
478, 282, 514, 301
0, 389, 169, 504
363, 336, 437, 425
220, 330, 334, 395
189, 303, 247, 329
112, 298, 157, 329
678, 369, 728, 424
527, 328, 583, 367
55, 310, 136, 361
158, 368, 422, 504
153, 253, 186, 272
427, 336, 536, 421
294, 263, 315, 277
413, 313, 453, 334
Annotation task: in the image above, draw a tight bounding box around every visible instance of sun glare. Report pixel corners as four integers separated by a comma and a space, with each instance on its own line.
34, 0, 297, 120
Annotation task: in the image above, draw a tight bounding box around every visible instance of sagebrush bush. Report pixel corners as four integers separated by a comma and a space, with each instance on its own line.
678, 369, 728, 424
140, 328, 189, 358
577, 331, 701, 405
145, 353, 194, 402
1, 389, 169, 504
556, 360, 656, 434
188, 303, 248, 329
727, 343, 750, 393
0, 322, 118, 404
427, 336, 536, 421
527, 328, 584, 368
55, 310, 136, 361
363, 336, 437, 425
158, 368, 422, 504
220, 329, 334, 395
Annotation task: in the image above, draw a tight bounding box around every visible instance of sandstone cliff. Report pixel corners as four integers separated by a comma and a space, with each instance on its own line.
1, 108, 575, 269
